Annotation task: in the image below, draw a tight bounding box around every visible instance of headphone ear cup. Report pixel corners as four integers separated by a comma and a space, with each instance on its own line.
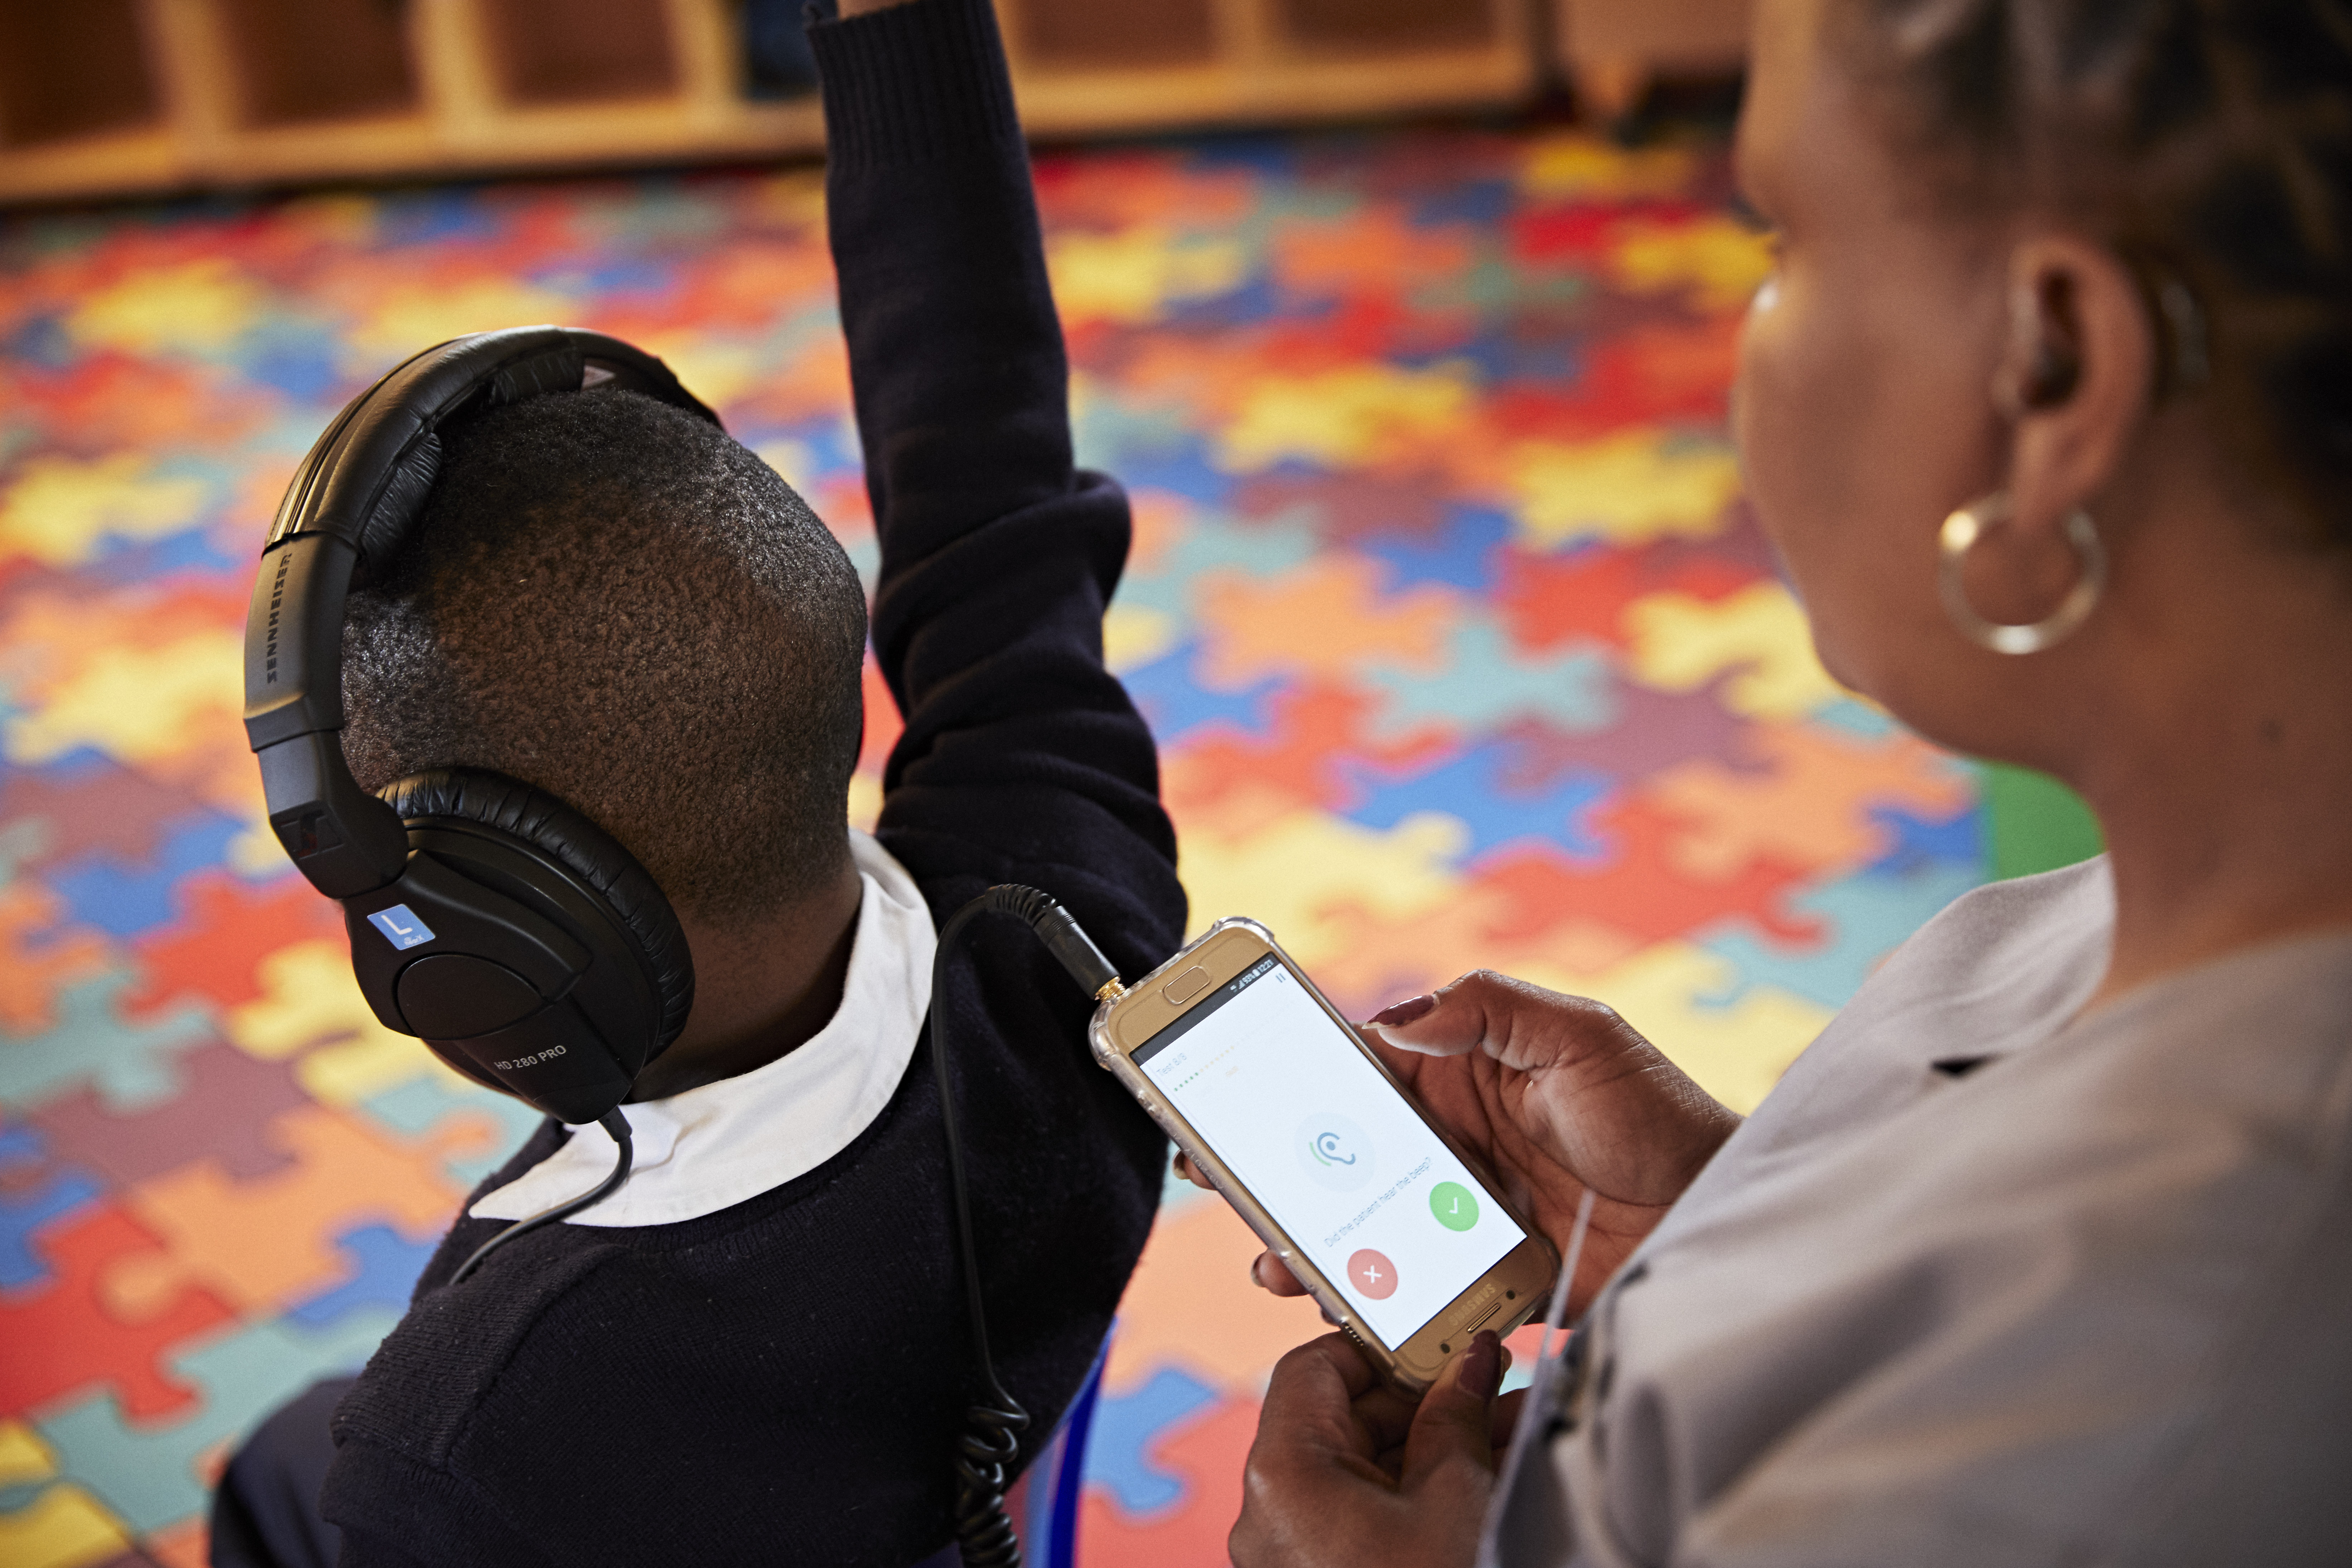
380, 769, 695, 1066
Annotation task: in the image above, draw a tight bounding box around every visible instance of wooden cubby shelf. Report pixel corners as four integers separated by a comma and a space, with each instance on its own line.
0, 0, 1539, 206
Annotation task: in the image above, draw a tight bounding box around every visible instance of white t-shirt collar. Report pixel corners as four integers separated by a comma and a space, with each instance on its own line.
470, 831, 935, 1228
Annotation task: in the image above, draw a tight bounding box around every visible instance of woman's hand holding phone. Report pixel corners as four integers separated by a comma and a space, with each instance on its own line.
1230, 1328, 1515, 1568
1181, 969, 1741, 1319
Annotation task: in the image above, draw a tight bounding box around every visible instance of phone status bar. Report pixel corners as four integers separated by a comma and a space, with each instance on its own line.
1134, 953, 1284, 1066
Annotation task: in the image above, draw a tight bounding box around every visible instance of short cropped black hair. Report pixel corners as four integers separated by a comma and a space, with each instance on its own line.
341, 388, 868, 920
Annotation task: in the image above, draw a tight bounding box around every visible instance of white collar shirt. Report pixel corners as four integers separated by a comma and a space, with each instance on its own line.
470, 830, 935, 1228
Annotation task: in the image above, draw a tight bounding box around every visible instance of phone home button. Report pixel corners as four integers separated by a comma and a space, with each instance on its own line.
1162, 967, 1211, 1005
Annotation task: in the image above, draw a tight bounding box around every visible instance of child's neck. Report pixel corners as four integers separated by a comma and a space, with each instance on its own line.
628, 858, 866, 1101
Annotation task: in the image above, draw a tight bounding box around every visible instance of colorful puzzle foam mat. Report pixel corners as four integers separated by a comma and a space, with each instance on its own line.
1, 126, 2032, 1566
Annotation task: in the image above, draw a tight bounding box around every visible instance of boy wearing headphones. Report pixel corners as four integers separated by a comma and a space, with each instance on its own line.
210, 1, 1182, 1563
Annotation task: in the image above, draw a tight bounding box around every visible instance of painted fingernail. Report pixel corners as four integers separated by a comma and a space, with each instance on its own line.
1457, 1331, 1502, 1398
1370, 994, 1437, 1028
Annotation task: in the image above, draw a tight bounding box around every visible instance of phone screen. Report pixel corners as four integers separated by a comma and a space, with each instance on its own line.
1135, 955, 1527, 1348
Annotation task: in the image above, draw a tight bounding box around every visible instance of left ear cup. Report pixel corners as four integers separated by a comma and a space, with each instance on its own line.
376, 768, 694, 1110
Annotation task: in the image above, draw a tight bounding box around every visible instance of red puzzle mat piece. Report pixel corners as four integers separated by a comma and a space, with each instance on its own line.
1484, 318, 1741, 445
1163, 681, 1450, 826
1231, 468, 1459, 546
0, 349, 276, 457
0, 1202, 234, 1422
1495, 537, 1755, 655
123, 871, 343, 1020
1510, 200, 1697, 265
1476, 796, 1824, 950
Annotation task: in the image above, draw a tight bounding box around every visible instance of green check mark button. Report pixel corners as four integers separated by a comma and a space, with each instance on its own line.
1429, 1181, 1479, 1232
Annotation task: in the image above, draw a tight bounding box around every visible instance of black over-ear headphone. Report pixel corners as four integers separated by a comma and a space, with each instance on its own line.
242, 326, 711, 1127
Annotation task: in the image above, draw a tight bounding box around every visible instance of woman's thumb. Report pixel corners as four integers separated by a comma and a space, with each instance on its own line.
1362, 987, 1475, 1058
1403, 1331, 1503, 1492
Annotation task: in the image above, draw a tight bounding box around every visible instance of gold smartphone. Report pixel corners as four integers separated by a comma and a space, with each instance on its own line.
1092, 918, 1557, 1394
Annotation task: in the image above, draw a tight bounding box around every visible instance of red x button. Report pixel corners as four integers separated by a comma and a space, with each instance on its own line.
1347, 1248, 1399, 1300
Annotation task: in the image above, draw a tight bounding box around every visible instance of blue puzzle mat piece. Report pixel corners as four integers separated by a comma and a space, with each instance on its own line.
1867, 803, 1983, 876
1405, 174, 1517, 228
1088, 436, 1236, 511
1359, 506, 1512, 594
1431, 326, 1582, 387
1161, 272, 1288, 330
44, 812, 248, 940
0, 1124, 103, 1289
1118, 650, 1285, 750
1079, 1364, 1220, 1518
285, 1223, 440, 1329
373, 186, 506, 246
1347, 741, 1614, 862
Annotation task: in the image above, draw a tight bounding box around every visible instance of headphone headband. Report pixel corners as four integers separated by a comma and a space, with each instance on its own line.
242, 326, 719, 898
265, 326, 717, 563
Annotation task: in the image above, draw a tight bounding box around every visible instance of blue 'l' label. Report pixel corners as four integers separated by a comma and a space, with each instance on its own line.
367, 904, 436, 950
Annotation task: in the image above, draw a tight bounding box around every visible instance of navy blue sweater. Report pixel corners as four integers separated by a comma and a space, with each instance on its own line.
318, 4, 1184, 1561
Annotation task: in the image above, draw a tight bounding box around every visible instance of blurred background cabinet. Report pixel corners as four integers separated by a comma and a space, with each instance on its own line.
0, 0, 821, 203
0, 0, 1541, 204
1000, 0, 1532, 137
1553, 0, 1751, 125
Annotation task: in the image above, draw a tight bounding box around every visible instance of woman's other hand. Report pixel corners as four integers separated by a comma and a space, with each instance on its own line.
1230, 1330, 1510, 1568
1179, 970, 1739, 1313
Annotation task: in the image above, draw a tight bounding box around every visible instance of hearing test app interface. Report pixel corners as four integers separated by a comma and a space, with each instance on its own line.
1136, 957, 1525, 1348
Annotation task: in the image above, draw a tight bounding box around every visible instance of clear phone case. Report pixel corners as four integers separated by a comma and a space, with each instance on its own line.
1089, 918, 1552, 1393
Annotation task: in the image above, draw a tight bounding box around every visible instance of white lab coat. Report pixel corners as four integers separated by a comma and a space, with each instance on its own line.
1488, 860, 2352, 1567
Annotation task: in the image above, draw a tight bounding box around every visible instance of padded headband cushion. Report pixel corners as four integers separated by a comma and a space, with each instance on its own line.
271, 326, 721, 582
381, 769, 696, 1054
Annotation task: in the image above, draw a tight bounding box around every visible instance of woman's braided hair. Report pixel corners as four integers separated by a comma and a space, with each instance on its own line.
1836, 0, 2352, 548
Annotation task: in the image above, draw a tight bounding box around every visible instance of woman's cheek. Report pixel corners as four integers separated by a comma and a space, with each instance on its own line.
1732, 275, 1806, 566
1732, 272, 1865, 688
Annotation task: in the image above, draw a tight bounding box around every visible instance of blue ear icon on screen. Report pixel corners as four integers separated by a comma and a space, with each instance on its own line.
1297, 1114, 1375, 1191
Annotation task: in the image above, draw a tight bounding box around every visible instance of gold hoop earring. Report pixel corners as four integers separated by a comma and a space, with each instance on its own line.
1937, 494, 2106, 655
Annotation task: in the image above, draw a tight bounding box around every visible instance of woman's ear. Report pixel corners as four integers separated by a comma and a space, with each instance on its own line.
1996, 235, 2158, 544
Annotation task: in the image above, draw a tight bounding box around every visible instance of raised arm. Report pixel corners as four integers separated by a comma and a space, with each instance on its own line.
809, 0, 1181, 967
817, 0, 1073, 557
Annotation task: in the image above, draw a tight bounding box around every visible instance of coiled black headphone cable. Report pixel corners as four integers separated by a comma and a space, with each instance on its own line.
930, 886, 1124, 1568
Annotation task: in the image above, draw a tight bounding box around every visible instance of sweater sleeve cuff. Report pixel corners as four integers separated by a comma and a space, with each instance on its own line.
808, 0, 1023, 173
